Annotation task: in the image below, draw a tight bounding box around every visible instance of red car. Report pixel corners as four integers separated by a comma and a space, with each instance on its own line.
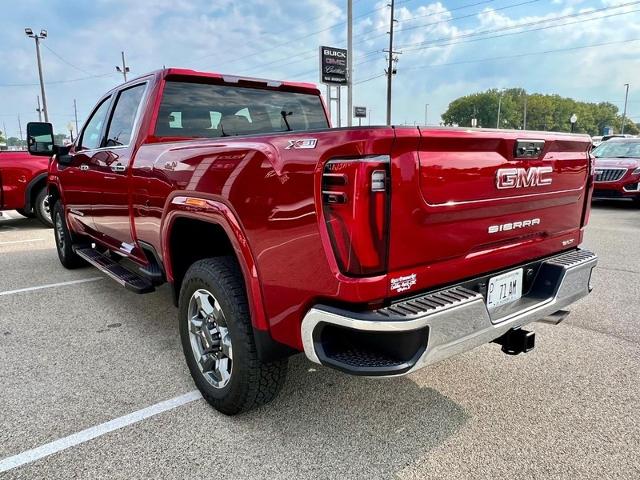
592, 137, 640, 204
27, 68, 597, 414
0, 150, 52, 226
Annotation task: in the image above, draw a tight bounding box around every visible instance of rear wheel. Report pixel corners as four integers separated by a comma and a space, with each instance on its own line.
179, 257, 288, 415
52, 201, 86, 269
34, 188, 53, 228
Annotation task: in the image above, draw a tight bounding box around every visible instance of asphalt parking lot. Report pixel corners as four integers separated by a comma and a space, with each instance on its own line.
1, 203, 639, 479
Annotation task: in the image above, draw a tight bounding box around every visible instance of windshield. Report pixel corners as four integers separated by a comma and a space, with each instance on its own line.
155, 81, 329, 138
593, 141, 640, 158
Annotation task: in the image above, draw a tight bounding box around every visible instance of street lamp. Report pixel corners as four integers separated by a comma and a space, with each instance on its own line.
621, 83, 630, 134
115, 51, 130, 82
25, 28, 49, 123
570, 114, 578, 133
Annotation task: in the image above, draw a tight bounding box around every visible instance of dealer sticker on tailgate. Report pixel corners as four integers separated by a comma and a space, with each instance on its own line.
486, 268, 523, 309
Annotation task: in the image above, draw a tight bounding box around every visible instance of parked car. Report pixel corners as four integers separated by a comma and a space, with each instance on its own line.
591, 137, 640, 203
0, 150, 52, 226
27, 68, 597, 415
592, 136, 603, 148
601, 134, 635, 142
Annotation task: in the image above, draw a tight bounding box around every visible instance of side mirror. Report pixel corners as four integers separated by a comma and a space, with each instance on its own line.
26, 122, 55, 156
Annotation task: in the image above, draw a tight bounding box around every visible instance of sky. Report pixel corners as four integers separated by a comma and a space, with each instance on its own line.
1, 0, 639, 137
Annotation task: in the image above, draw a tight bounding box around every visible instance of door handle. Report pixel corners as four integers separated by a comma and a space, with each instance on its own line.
80, 164, 89, 171
111, 163, 127, 173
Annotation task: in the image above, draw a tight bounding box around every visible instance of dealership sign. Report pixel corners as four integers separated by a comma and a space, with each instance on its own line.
319, 46, 348, 85
354, 106, 367, 118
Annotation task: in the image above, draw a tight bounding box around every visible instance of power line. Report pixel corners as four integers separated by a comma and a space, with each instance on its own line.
396, 8, 640, 55
215, 0, 530, 80
194, 0, 418, 66
348, 3, 640, 79
0, 72, 116, 88
404, 37, 640, 71
397, 0, 640, 51
42, 44, 94, 76
293, 37, 640, 84
354, 0, 540, 46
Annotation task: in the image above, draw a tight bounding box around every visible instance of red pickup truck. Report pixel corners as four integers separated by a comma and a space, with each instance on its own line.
0, 150, 52, 226
27, 68, 597, 415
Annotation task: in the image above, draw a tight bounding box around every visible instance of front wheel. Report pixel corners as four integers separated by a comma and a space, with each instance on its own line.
34, 188, 53, 228
179, 257, 288, 415
52, 201, 86, 269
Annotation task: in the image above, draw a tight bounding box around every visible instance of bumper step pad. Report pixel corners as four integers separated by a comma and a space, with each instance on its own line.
73, 246, 155, 294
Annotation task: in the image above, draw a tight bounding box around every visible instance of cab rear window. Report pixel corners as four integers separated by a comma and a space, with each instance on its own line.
155, 81, 328, 138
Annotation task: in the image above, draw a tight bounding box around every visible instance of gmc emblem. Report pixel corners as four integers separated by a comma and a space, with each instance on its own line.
496, 166, 553, 189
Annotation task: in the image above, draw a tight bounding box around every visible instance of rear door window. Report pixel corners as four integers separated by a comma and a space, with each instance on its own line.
105, 84, 146, 147
155, 81, 328, 138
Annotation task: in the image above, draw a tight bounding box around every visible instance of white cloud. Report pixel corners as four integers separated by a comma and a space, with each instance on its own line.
1, 0, 639, 135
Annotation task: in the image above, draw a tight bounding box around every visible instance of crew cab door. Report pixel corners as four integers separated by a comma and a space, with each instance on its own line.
90, 82, 147, 256
62, 95, 113, 235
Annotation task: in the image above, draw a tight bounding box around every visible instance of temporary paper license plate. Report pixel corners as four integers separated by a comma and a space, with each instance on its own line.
486, 268, 523, 309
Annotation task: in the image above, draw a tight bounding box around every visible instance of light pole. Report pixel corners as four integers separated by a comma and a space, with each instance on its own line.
496, 90, 504, 129
385, 0, 396, 125
36, 95, 43, 122
347, 0, 353, 127
25, 28, 49, 123
570, 113, 577, 133
621, 83, 630, 134
116, 51, 130, 82
424, 103, 429, 126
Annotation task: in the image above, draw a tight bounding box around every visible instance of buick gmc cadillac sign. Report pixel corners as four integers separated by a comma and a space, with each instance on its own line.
319, 46, 348, 85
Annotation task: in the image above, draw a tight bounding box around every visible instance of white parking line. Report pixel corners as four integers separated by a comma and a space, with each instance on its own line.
0, 239, 45, 246
0, 390, 202, 473
0, 277, 103, 296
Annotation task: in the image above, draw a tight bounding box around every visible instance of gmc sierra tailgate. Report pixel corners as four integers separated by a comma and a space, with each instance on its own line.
387, 127, 592, 295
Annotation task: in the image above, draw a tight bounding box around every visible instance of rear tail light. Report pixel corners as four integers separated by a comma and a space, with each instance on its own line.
581, 153, 595, 227
321, 155, 390, 276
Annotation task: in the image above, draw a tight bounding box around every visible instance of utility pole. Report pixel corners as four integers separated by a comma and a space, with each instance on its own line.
523, 94, 527, 130
73, 99, 79, 133
18, 115, 23, 142
25, 28, 49, 122
496, 91, 503, 129
2, 122, 7, 146
36, 95, 43, 121
424, 103, 429, 126
347, 0, 353, 127
385, 0, 396, 126
116, 51, 130, 82
621, 83, 630, 134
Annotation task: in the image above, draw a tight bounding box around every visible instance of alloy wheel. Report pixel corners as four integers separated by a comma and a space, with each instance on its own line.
187, 289, 233, 389
55, 212, 65, 253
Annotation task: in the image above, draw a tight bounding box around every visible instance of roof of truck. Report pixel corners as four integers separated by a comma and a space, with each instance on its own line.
118, 68, 320, 96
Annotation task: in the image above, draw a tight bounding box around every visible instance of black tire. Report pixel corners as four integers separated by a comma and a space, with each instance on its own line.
34, 188, 53, 228
16, 208, 36, 218
52, 201, 86, 269
179, 257, 288, 415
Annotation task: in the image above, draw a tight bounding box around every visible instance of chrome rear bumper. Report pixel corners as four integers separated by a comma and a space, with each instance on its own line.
301, 249, 597, 376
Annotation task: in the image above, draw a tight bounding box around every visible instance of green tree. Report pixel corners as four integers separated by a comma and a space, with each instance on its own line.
442, 88, 638, 135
